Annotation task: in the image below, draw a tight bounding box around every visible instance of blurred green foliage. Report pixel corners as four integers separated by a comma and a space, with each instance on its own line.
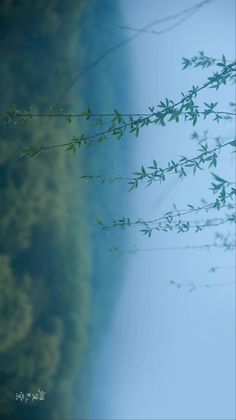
0, 1, 90, 418
0, 256, 33, 353
0, 0, 131, 419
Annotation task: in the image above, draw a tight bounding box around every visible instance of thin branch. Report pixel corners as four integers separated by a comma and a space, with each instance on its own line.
1, 110, 235, 119
170, 279, 235, 292
109, 241, 236, 255
118, 8, 203, 36
100, 189, 236, 232
54, 0, 214, 105
79, 140, 236, 187
18, 62, 236, 156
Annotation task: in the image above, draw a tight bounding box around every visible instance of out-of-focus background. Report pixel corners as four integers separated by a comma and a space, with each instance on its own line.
0, 1, 235, 419
0, 1, 132, 418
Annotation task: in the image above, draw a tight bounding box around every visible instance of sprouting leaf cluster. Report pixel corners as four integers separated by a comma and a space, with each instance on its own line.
1, 53, 235, 242
1, 55, 235, 158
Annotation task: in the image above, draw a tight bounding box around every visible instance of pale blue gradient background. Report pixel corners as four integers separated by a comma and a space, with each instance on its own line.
90, 1, 235, 419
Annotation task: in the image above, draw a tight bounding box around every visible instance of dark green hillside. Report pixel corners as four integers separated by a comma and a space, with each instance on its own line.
0, 1, 131, 419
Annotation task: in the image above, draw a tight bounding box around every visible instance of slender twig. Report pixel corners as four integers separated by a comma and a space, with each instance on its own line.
1, 110, 235, 119
110, 241, 236, 255
117, 7, 207, 36
18, 62, 236, 156
170, 279, 235, 292
54, 0, 214, 105
79, 140, 236, 186
101, 190, 235, 230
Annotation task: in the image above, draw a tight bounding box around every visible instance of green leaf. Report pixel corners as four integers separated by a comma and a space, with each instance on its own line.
141, 166, 146, 175
65, 144, 76, 154
211, 173, 228, 184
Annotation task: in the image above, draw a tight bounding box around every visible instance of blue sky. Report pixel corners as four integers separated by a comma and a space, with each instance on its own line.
90, 1, 235, 418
